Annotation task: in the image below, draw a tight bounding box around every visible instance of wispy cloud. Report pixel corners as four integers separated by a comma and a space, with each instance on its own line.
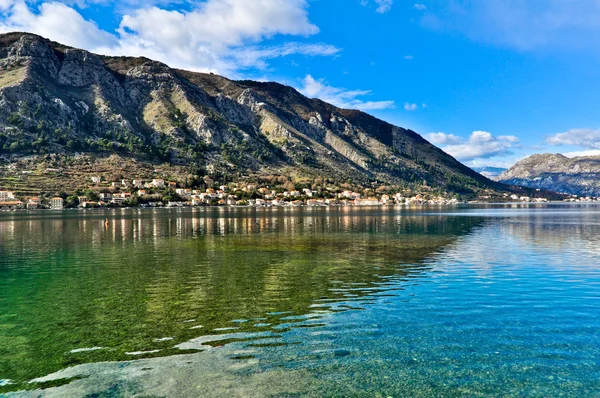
360, 0, 393, 14
546, 128, 600, 149
375, 0, 393, 14
404, 102, 426, 111
563, 150, 600, 158
298, 75, 395, 111
413, 3, 426, 11
420, 0, 600, 52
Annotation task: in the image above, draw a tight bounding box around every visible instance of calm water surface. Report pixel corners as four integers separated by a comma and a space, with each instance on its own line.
1, 205, 599, 396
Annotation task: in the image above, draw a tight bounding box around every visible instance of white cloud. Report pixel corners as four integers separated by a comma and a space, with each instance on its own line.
425, 132, 462, 146
413, 3, 426, 11
432, 130, 521, 162
563, 150, 600, 158
0, 0, 340, 75
0, 1, 117, 49
546, 128, 600, 149
298, 75, 395, 111
404, 55, 413, 60
404, 102, 426, 111
375, 0, 393, 14
361, 0, 393, 14
421, 0, 600, 52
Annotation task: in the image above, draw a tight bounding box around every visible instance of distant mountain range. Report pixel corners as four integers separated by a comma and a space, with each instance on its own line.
498, 154, 600, 197
0, 32, 526, 197
471, 166, 507, 180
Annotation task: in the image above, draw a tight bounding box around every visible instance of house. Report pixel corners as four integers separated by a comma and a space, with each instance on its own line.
27, 197, 40, 210
132, 180, 144, 188
168, 181, 177, 189
0, 200, 23, 210
226, 197, 237, 206
191, 196, 204, 206
393, 193, 405, 204
271, 198, 285, 206
99, 193, 113, 201
0, 191, 15, 201
91, 176, 101, 184
152, 179, 165, 188
112, 192, 131, 204
219, 185, 228, 192
340, 190, 361, 199
81, 201, 97, 208
137, 190, 147, 197
355, 198, 380, 206
303, 189, 314, 197
78, 196, 88, 206
50, 197, 64, 210
176, 188, 192, 198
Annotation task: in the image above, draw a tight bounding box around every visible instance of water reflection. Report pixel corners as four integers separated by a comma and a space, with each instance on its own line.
3, 205, 599, 396
0, 207, 483, 389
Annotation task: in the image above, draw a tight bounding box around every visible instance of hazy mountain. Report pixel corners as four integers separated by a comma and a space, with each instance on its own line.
0, 32, 507, 195
498, 154, 600, 196
472, 166, 508, 180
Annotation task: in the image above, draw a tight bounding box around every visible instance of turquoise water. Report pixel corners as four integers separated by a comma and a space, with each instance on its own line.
1, 205, 600, 396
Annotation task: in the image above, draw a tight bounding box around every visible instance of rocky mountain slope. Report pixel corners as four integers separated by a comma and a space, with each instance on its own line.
498, 154, 600, 196
0, 32, 506, 195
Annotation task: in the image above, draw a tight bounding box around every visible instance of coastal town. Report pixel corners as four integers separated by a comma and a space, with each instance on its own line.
0, 174, 587, 211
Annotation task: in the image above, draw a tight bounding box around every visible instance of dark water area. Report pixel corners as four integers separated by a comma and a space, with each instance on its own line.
1, 205, 599, 396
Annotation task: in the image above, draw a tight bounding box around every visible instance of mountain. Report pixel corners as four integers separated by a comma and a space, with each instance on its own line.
0, 32, 506, 195
471, 166, 507, 180
498, 154, 600, 196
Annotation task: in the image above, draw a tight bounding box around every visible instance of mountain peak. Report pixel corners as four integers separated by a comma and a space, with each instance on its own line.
0, 33, 503, 196
499, 153, 600, 196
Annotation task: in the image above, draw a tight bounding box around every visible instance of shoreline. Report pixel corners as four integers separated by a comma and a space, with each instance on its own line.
1, 200, 598, 213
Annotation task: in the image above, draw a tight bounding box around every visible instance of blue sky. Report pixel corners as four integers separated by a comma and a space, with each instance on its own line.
1, 0, 600, 168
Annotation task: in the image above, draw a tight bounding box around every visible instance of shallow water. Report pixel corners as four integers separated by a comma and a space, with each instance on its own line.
1, 205, 599, 396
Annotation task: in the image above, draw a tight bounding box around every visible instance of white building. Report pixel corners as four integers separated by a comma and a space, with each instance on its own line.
152, 179, 165, 188
0, 191, 15, 201
50, 197, 64, 210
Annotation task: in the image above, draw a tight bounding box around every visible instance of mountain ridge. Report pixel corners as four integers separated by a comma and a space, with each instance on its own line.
498, 153, 600, 196
0, 32, 515, 196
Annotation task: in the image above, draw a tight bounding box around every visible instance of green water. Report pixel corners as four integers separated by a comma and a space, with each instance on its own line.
1, 205, 600, 396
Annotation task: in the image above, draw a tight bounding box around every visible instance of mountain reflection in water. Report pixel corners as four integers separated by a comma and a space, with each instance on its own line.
2, 205, 600, 397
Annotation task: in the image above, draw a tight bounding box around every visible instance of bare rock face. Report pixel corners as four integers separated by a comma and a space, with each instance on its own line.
499, 154, 600, 196
0, 32, 498, 192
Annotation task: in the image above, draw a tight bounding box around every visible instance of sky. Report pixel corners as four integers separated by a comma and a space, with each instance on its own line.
1, 0, 600, 168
